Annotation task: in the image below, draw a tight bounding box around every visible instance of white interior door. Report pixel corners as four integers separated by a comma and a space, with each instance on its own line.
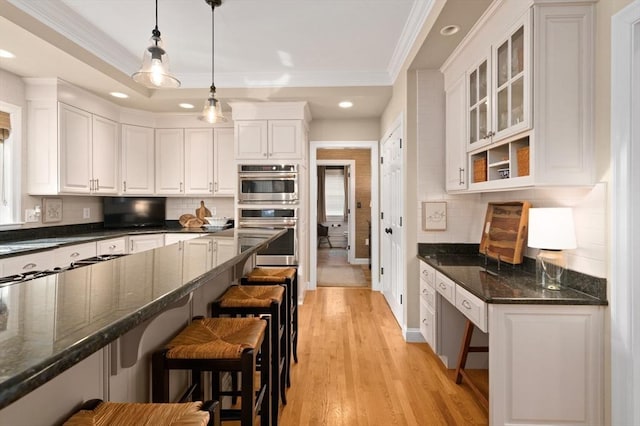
381, 129, 403, 326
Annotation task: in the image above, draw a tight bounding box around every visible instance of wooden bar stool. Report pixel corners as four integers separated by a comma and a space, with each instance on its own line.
241, 267, 299, 369
152, 316, 270, 426
211, 285, 286, 426
63, 399, 220, 426
454, 319, 489, 409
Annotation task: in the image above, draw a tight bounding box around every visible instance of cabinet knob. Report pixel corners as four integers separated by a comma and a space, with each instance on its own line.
461, 299, 472, 310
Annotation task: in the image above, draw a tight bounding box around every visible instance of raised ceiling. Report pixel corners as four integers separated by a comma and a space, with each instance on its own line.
0, 0, 490, 119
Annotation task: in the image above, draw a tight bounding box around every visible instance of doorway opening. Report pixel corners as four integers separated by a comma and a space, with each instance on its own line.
310, 142, 379, 291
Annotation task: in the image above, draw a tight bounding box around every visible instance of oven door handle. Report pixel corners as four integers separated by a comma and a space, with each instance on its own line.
239, 220, 297, 228
239, 173, 298, 180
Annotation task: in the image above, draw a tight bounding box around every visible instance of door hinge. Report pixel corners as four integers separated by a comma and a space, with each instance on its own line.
381, 267, 384, 275
400, 138, 403, 149
400, 294, 403, 304
380, 156, 384, 164
347, 245, 350, 250
381, 212, 384, 220
400, 217, 403, 226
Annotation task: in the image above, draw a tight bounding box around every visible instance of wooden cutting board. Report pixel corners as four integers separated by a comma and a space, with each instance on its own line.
479, 201, 531, 265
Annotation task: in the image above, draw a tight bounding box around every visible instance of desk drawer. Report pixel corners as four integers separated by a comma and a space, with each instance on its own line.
419, 261, 436, 288
435, 272, 456, 305
455, 285, 488, 333
420, 279, 436, 308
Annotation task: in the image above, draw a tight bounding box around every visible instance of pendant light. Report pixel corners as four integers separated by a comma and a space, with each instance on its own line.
132, 0, 181, 88
199, 0, 227, 123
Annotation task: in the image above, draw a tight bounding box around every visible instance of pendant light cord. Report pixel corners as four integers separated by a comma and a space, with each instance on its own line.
210, 1, 216, 93
153, 0, 160, 40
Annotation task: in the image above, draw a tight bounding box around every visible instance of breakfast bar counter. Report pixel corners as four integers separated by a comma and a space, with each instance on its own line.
0, 228, 285, 412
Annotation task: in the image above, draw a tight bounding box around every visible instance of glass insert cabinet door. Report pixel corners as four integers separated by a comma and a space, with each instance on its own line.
493, 23, 529, 140
468, 58, 490, 146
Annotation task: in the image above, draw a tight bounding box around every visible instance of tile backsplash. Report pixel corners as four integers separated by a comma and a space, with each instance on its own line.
166, 197, 234, 220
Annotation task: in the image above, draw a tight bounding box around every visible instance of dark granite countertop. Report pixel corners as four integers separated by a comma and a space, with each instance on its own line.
417, 249, 607, 306
0, 228, 285, 409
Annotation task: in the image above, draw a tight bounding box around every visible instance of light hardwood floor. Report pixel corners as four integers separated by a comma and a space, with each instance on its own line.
278, 287, 489, 425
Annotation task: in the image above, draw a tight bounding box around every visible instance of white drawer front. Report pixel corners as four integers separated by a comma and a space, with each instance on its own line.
435, 272, 456, 305
53, 242, 97, 267
419, 260, 436, 288
3, 253, 54, 276
419, 298, 436, 350
420, 280, 436, 308
455, 285, 488, 333
97, 238, 127, 255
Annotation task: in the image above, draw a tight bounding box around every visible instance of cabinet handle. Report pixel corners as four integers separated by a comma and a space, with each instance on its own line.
461, 300, 472, 310
89, 179, 94, 191
209, 182, 213, 192
438, 282, 447, 290
263, 153, 268, 157
123, 181, 127, 192
70, 252, 80, 258
459, 167, 465, 185
109, 244, 117, 250
23, 262, 37, 270
422, 288, 427, 294
214, 182, 218, 192
422, 318, 428, 325
130, 241, 134, 252
96, 178, 99, 190
208, 241, 213, 252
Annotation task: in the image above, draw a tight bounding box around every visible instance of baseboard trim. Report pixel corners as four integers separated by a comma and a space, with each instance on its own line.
404, 328, 425, 343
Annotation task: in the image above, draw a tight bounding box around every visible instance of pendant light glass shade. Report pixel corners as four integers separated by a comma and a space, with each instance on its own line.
200, 0, 226, 123
131, 0, 180, 88
199, 86, 226, 123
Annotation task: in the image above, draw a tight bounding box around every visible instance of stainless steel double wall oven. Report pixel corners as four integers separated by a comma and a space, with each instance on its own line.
237, 164, 299, 266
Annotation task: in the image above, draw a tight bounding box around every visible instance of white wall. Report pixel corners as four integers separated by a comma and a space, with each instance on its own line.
415, 70, 607, 279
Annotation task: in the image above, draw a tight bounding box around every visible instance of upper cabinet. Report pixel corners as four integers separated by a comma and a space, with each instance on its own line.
235, 120, 302, 160
230, 102, 311, 162
155, 126, 234, 196
121, 124, 155, 195
25, 79, 121, 195
59, 104, 119, 194
442, 0, 595, 192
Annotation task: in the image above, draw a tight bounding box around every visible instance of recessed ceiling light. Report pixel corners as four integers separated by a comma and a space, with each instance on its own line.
440, 25, 460, 36
179, 103, 195, 109
110, 92, 128, 99
0, 49, 16, 58
339, 101, 353, 109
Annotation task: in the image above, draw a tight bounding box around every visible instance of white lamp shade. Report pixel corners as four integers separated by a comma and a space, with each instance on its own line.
528, 208, 577, 250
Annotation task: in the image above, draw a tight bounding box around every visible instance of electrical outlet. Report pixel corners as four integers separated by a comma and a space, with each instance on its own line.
365, 238, 369, 246
83, 207, 90, 219
25, 209, 39, 223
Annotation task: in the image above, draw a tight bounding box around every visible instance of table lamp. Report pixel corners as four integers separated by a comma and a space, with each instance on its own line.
527, 208, 577, 290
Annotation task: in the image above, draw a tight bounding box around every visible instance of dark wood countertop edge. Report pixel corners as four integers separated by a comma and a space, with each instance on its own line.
0, 229, 284, 410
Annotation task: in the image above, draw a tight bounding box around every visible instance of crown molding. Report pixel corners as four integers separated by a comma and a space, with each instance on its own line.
387, 0, 435, 83
7, 0, 139, 74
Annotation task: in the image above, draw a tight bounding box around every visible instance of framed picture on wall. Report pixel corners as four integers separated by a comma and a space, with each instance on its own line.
42, 197, 62, 223
422, 201, 447, 231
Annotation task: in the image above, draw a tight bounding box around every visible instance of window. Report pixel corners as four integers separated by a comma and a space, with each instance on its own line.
324, 167, 345, 217
0, 103, 21, 226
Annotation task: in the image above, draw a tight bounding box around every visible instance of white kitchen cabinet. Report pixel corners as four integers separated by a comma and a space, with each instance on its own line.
59, 104, 118, 194
2, 252, 54, 276
489, 304, 604, 426
155, 128, 185, 194
127, 234, 164, 254
96, 237, 127, 256
212, 237, 236, 266
182, 238, 213, 282
235, 120, 302, 160
213, 127, 235, 196
53, 242, 97, 268
419, 260, 437, 351
121, 124, 155, 194
442, 0, 594, 191
445, 76, 467, 191
156, 128, 220, 195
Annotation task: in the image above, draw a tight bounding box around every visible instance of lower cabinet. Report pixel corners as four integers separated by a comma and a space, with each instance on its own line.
489, 304, 604, 426
127, 234, 165, 254
419, 261, 437, 351
182, 238, 213, 282
97, 237, 127, 256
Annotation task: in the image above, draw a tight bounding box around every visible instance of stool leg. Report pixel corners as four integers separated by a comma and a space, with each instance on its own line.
241, 350, 256, 426
292, 276, 299, 364
260, 317, 272, 426
191, 369, 202, 402
152, 350, 169, 403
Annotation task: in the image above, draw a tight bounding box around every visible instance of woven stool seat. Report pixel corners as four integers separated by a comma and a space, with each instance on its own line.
166, 317, 266, 360
218, 285, 285, 308
64, 399, 218, 426
245, 267, 297, 283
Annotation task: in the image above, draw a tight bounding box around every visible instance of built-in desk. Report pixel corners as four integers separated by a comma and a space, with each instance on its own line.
418, 250, 606, 426
0, 228, 284, 425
